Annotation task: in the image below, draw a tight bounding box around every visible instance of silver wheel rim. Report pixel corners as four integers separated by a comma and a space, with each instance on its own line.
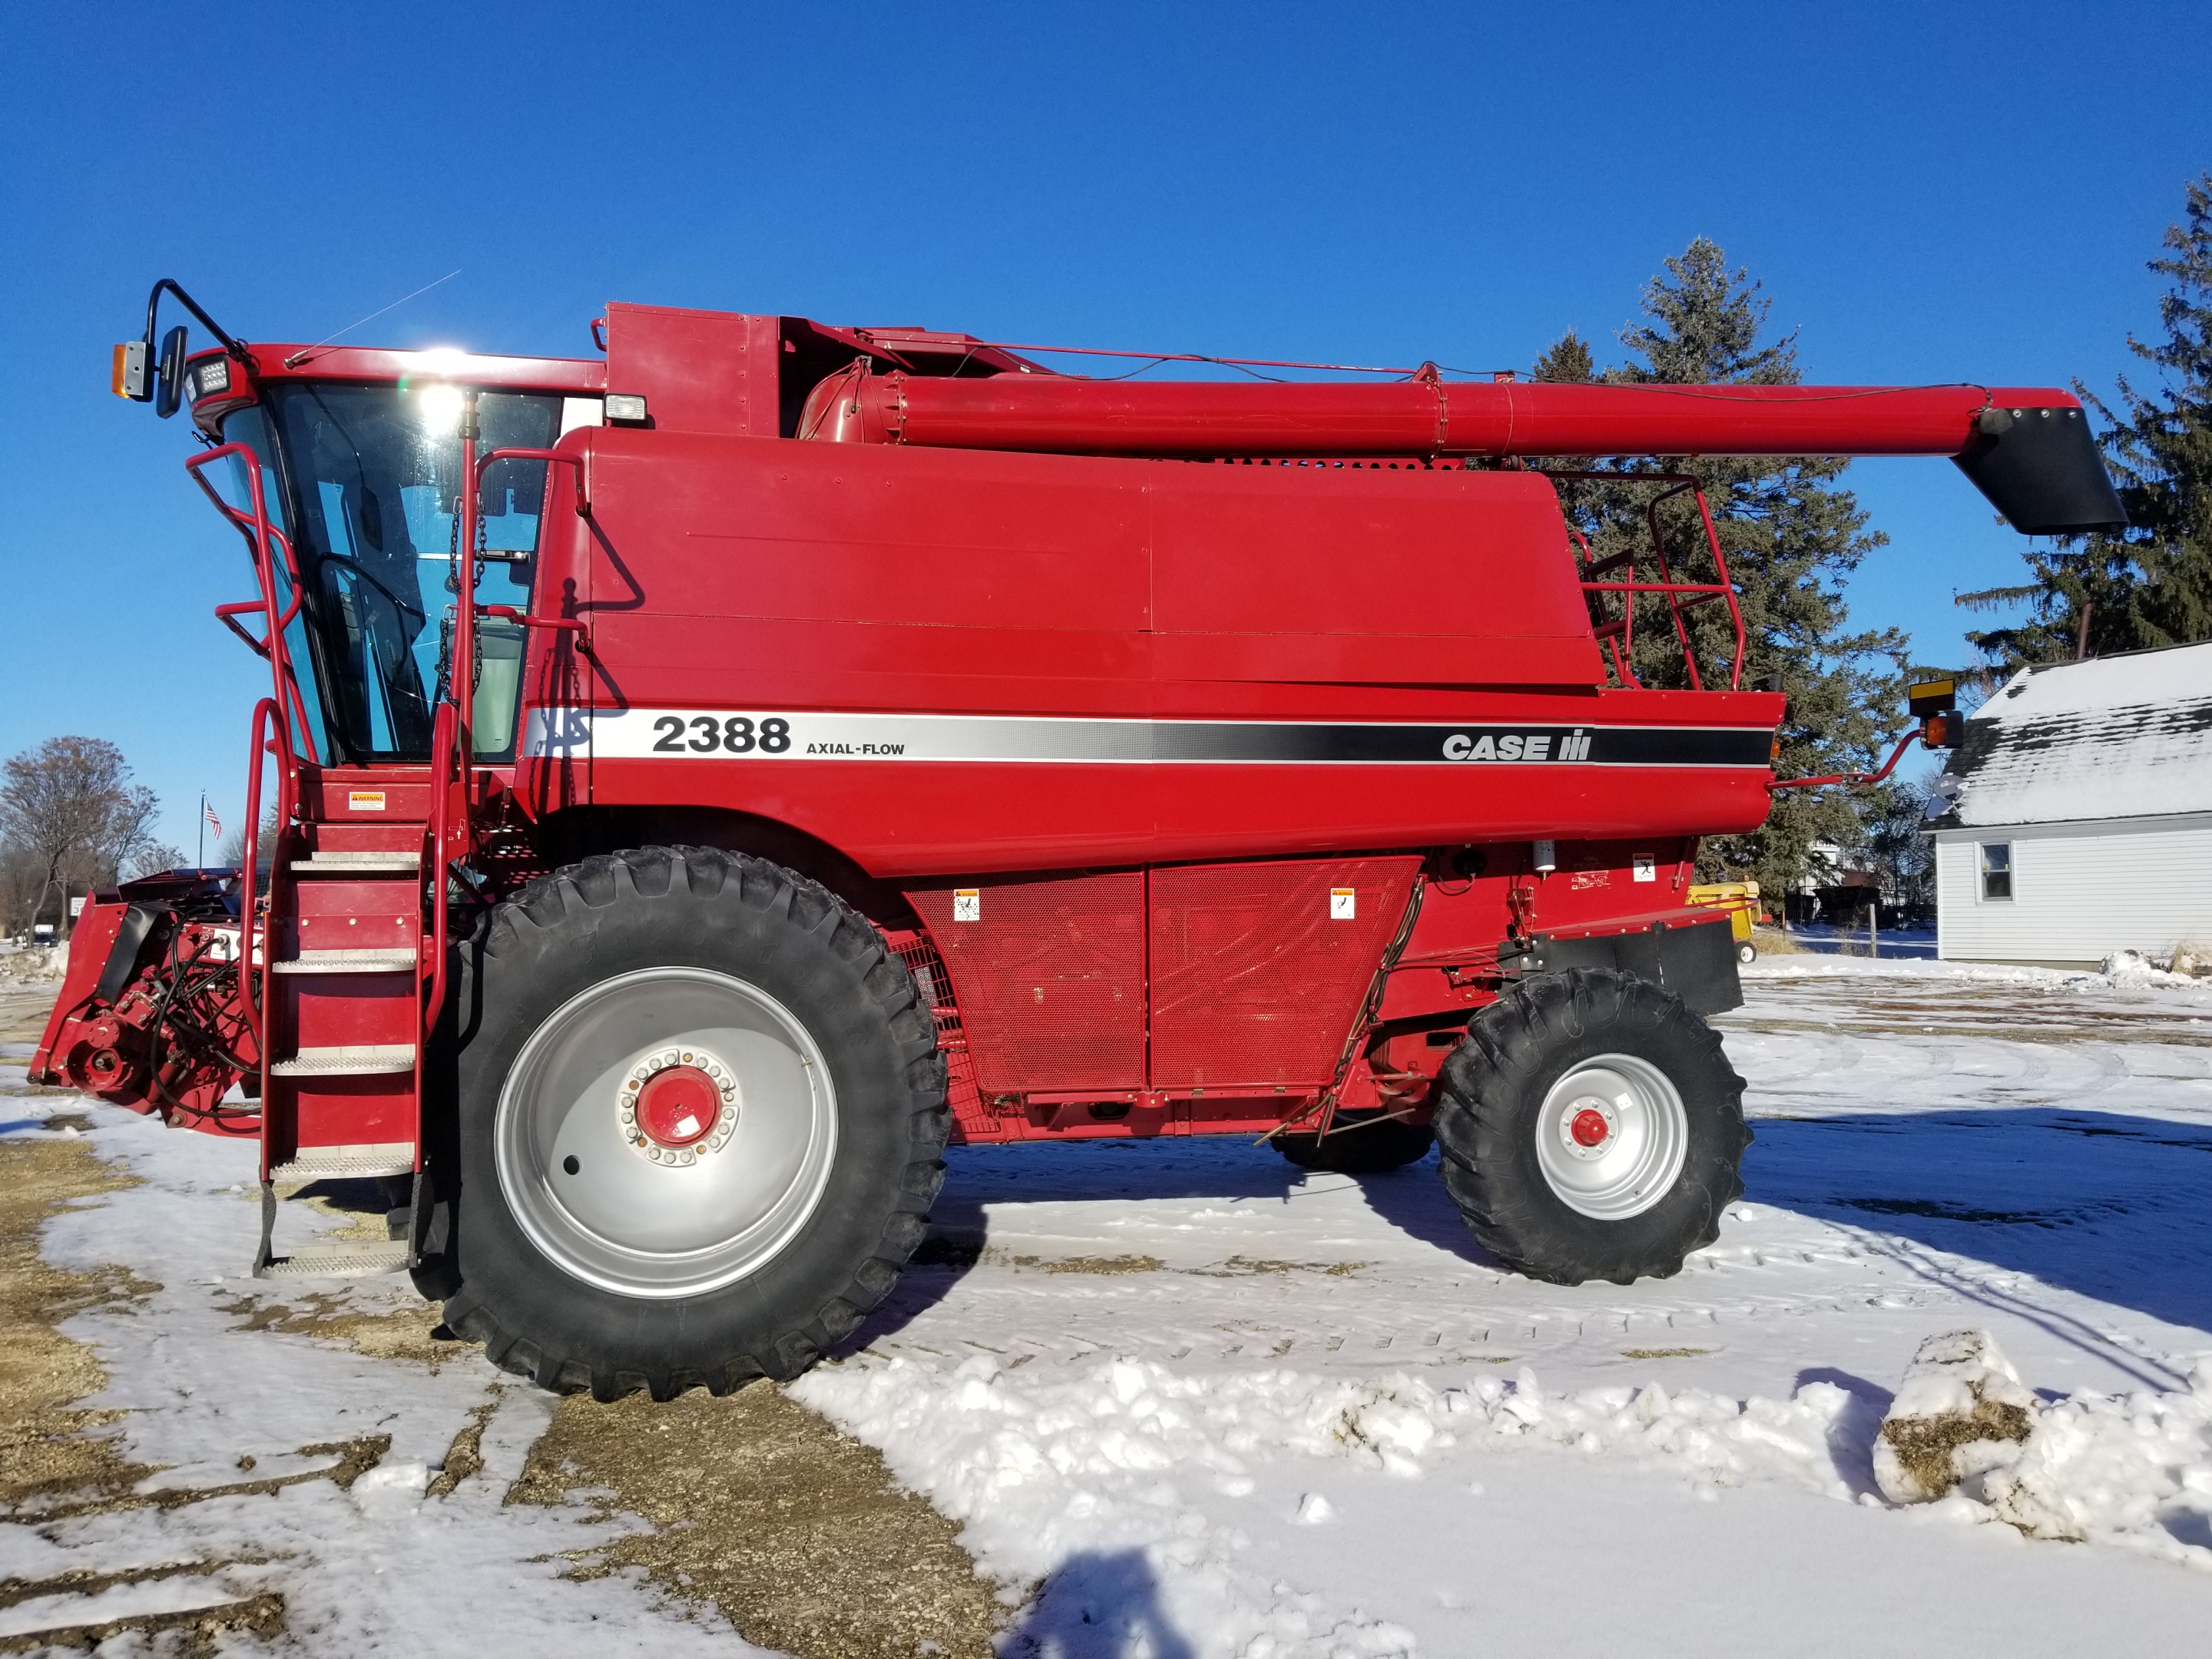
1532, 1052, 1688, 1220
495, 966, 837, 1297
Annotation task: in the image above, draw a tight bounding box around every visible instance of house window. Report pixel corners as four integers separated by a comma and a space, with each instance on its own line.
1979, 843, 2012, 900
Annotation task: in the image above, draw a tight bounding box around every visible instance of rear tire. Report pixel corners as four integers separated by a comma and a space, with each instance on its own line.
1432, 969, 1747, 1286
415, 846, 946, 1399
1275, 1112, 1434, 1173
1737, 940, 1757, 965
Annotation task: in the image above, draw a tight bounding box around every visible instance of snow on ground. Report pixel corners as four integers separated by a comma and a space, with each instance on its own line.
796, 959, 2212, 1655
0, 941, 68, 983
0, 1053, 772, 1654
5, 958, 2212, 1654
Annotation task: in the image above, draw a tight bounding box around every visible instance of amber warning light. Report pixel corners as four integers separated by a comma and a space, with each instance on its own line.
1909, 679, 1963, 749
112, 340, 148, 400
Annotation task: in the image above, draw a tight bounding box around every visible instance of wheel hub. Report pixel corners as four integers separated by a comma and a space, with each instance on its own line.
1568, 1104, 1614, 1151
1532, 1054, 1690, 1220
621, 1049, 738, 1164
495, 966, 838, 1296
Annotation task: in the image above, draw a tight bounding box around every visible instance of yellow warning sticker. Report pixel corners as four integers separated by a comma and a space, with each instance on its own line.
1330, 888, 1356, 919
952, 889, 981, 922
348, 790, 387, 812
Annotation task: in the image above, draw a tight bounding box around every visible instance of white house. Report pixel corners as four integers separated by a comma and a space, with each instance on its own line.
1926, 639, 2212, 966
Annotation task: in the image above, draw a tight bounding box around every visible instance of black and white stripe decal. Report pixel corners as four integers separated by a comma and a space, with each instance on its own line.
522, 709, 1772, 767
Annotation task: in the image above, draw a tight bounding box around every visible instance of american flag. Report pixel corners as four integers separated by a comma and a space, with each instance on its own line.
204, 801, 223, 841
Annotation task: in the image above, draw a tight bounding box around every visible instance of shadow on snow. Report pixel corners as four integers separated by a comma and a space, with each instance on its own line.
843, 1106, 2212, 1366
995, 1548, 1196, 1659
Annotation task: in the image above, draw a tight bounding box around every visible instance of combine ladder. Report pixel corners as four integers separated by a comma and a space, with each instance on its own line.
199, 421, 500, 1280
253, 795, 431, 1278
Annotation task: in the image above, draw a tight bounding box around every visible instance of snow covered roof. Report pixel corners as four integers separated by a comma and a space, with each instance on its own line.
1931, 640, 2212, 829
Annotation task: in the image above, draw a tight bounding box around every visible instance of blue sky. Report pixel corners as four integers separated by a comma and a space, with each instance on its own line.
4, 1, 2208, 849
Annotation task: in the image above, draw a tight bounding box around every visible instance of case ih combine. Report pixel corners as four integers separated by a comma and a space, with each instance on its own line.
37, 283, 2123, 1400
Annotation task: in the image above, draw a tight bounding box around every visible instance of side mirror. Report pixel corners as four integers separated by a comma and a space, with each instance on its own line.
154, 325, 190, 419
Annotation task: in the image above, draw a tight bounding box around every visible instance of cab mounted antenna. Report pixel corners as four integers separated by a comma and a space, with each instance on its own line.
281, 267, 463, 369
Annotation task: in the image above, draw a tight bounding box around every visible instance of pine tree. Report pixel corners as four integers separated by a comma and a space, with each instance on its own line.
1534, 240, 1908, 901
1960, 174, 2212, 667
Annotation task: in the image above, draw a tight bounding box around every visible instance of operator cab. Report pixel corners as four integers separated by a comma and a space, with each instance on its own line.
186, 354, 594, 768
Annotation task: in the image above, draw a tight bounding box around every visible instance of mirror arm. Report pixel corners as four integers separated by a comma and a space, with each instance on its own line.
141, 278, 248, 363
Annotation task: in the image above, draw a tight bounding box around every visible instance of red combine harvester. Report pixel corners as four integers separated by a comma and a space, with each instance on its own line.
38, 283, 2122, 1399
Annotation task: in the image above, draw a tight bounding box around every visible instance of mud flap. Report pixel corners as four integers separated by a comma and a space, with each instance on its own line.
1498, 916, 1743, 1015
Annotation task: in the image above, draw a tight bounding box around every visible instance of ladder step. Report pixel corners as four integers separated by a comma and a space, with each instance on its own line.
270, 1045, 416, 1078
270, 1141, 417, 1182
293, 851, 421, 873
273, 948, 419, 975
257, 1240, 412, 1279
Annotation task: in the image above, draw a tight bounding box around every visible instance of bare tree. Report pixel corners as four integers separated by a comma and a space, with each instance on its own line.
218, 810, 283, 872
0, 737, 162, 937
1864, 778, 1937, 912
126, 843, 187, 879
0, 843, 48, 938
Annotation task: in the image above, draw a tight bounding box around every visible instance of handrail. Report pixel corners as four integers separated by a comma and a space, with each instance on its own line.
416, 439, 588, 1040
1689, 484, 1748, 690
422, 700, 458, 1040
186, 442, 320, 765
415, 408, 485, 1042
1546, 471, 1747, 693
479, 604, 597, 660
475, 444, 590, 515
237, 696, 295, 1051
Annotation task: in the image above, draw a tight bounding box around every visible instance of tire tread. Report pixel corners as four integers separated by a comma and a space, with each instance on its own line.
430, 846, 948, 1399
1433, 967, 1749, 1286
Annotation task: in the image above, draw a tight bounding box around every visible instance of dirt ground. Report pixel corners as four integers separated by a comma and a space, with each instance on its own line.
0, 983, 63, 1048
0, 979, 1011, 1656
512, 1386, 1007, 1657
0, 1134, 156, 1517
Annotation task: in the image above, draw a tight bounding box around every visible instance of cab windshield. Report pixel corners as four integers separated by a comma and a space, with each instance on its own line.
222, 384, 564, 763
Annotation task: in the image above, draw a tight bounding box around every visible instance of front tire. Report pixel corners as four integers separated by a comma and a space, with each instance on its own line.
418, 846, 946, 1399
1432, 969, 1747, 1286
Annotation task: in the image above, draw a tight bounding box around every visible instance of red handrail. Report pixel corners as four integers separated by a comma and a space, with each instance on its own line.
1548, 472, 1747, 693
475, 445, 588, 507
187, 443, 320, 765
422, 700, 458, 1040
237, 696, 294, 1051
422, 439, 590, 1041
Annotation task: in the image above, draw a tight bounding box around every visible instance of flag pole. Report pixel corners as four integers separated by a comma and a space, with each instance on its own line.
198, 793, 207, 868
